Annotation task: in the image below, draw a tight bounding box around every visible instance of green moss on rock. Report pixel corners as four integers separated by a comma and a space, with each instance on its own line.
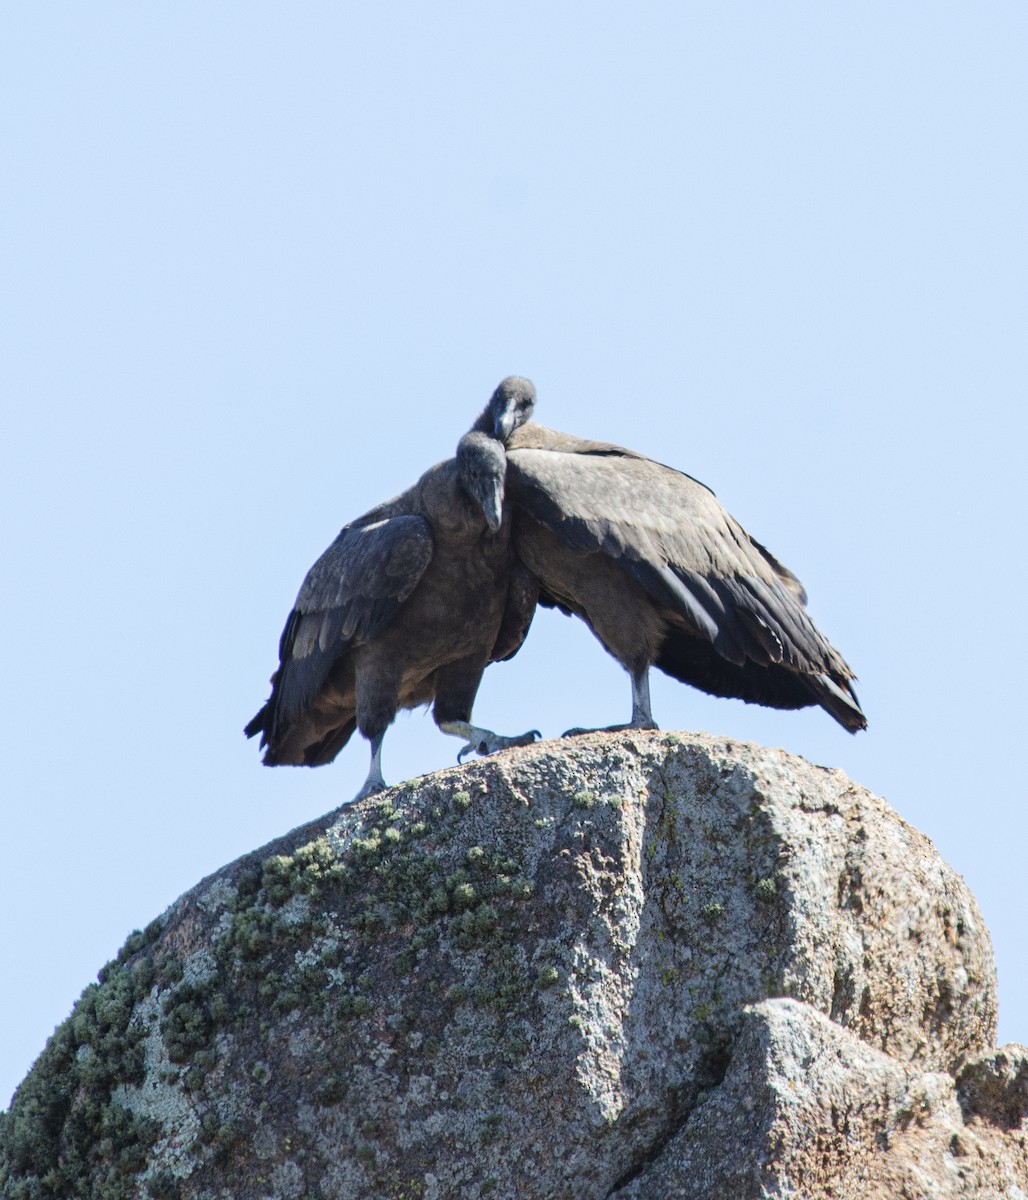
0, 934, 160, 1200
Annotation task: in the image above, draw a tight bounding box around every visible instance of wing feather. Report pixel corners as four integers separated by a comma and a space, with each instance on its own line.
506, 446, 851, 681
264, 513, 434, 738
489, 559, 540, 663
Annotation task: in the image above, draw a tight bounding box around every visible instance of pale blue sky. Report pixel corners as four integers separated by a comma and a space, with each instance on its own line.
3, 3, 1026, 1105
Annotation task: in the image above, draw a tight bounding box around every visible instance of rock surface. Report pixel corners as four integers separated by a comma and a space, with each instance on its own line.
1, 731, 1025, 1199
619, 998, 1028, 1200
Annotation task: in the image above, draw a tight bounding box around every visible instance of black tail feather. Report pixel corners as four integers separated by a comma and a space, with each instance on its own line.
656, 627, 866, 733
244, 705, 268, 741
260, 716, 358, 767
805, 674, 867, 734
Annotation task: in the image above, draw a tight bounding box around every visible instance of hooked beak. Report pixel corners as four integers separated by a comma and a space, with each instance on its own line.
493, 409, 518, 442
482, 484, 503, 532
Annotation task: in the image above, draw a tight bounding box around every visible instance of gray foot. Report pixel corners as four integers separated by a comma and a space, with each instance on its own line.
563, 719, 659, 737
564, 670, 659, 737
439, 721, 541, 764
352, 734, 387, 801
457, 728, 542, 763
352, 776, 387, 802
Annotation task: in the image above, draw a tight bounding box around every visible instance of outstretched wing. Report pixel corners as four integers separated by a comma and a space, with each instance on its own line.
506, 445, 863, 726
248, 513, 434, 745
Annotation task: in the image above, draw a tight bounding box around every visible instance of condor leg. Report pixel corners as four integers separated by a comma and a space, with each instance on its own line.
440, 721, 542, 764
352, 651, 402, 801
564, 666, 659, 737
433, 656, 540, 763
352, 731, 388, 801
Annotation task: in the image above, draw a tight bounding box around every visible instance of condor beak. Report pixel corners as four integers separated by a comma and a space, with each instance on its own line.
493, 409, 518, 442
482, 484, 504, 532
